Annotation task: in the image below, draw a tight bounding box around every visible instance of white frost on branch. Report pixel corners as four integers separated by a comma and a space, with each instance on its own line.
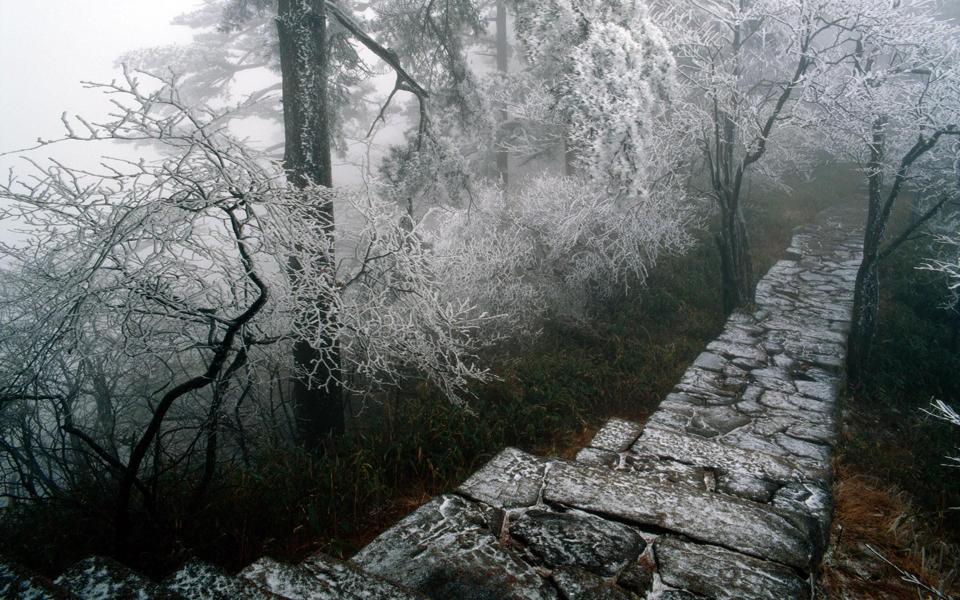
428, 175, 695, 326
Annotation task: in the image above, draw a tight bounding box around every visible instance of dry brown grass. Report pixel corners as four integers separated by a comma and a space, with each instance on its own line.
819, 463, 960, 599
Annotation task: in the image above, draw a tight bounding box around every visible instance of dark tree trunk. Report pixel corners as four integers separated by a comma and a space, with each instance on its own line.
495, 0, 508, 188
717, 202, 754, 313
847, 118, 886, 388
277, 0, 344, 445
848, 257, 879, 385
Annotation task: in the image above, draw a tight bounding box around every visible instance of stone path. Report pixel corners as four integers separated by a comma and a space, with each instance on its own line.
352, 207, 863, 600
0, 208, 863, 599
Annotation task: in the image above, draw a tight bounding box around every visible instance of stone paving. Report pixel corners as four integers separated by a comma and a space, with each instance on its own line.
0, 208, 863, 599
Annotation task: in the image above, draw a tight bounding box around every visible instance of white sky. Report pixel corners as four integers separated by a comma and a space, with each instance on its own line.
0, 1, 202, 169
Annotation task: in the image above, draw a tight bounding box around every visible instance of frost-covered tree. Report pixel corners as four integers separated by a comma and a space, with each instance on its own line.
0, 72, 492, 543
415, 1, 694, 324
808, 0, 960, 384
429, 175, 695, 325
276, 0, 431, 443
650, 0, 843, 312
513, 0, 678, 182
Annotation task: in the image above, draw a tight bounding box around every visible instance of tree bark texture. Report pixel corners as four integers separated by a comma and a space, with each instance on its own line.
495, 0, 509, 188
277, 0, 345, 444
847, 119, 886, 387
717, 203, 754, 313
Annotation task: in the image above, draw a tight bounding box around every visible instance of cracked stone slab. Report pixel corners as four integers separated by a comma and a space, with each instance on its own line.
716, 472, 779, 503
55, 557, 180, 599
240, 558, 339, 600
630, 427, 822, 484
658, 591, 704, 599
787, 420, 838, 446
759, 391, 832, 415
649, 402, 753, 439
165, 560, 281, 599
795, 380, 840, 403
692, 352, 727, 372
655, 537, 808, 600
617, 554, 655, 596
457, 447, 547, 509
543, 460, 817, 570
509, 509, 644, 576
300, 552, 428, 600
750, 367, 798, 394
774, 482, 833, 550
575, 446, 619, 468
551, 568, 636, 600
588, 418, 643, 452
621, 453, 711, 490
353, 495, 557, 600
707, 340, 767, 363
775, 433, 831, 465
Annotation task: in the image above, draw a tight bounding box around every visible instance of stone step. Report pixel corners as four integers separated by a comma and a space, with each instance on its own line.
542, 460, 818, 570
240, 557, 338, 600
630, 426, 826, 484
654, 536, 808, 600
0, 559, 71, 599
457, 446, 549, 509
585, 418, 643, 452
54, 556, 182, 599
299, 551, 428, 599
164, 559, 282, 599
352, 494, 558, 600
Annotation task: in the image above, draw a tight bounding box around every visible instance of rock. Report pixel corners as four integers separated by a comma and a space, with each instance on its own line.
588, 419, 643, 453
660, 592, 703, 599
353, 495, 556, 600
706, 340, 767, 363
795, 380, 839, 404
457, 447, 547, 509
575, 447, 619, 468
630, 427, 819, 484
649, 403, 751, 439
300, 552, 428, 599
786, 421, 838, 446
543, 460, 817, 570
751, 367, 798, 394
621, 453, 710, 490
616, 554, 655, 596
165, 560, 280, 599
55, 557, 180, 599
692, 352, 726, 372
551, 568, 637, 600
716, 473, 779, 503
758, 390, 832, 415
509, 509, 644, 576
775, 433, 831, 465
240, 557, 337, 599
655, 537, 808, 600
774, 482, 833, 550
0, 560, 69, 599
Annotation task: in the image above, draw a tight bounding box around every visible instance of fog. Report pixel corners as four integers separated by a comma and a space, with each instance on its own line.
1, 2, 959, 597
